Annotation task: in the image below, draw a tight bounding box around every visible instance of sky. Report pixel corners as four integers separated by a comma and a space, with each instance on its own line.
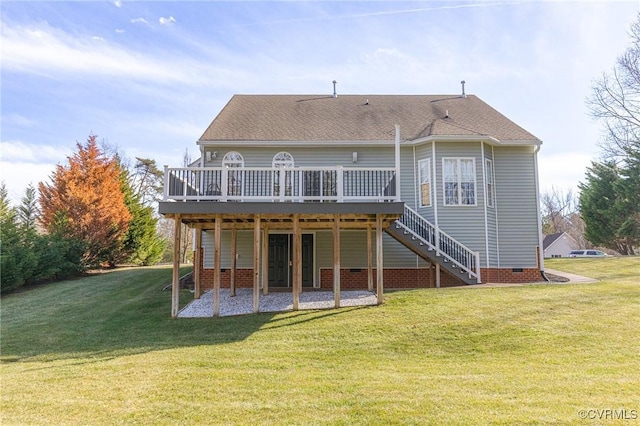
1, 0, 639, 204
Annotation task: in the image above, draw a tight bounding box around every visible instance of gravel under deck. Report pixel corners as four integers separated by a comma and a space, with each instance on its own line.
178, 288, 378, 317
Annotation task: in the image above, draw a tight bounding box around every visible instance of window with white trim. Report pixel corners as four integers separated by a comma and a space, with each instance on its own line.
485, 158, 495, 208
272, 152, 295, 168
222, 151, 244, 168
443, 158, 476, 206
272, 152, 295, 197
418, 158, 431, 207
222, 152, 244, 196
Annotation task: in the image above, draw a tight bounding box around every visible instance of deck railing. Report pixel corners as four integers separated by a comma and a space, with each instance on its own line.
163, 166, 398, 202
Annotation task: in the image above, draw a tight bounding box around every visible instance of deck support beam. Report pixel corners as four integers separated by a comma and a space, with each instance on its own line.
293, 215, 301, 310
333, 214, 341, 308
171, 214, 182, 318
262, 227, 269, 295
213, 214, 222, 317
253, 215, 261, 313
230, 227, 237, 297
367, 224, 373, 292
436, 263, 441, 288
194, 226, 202, 299
376, 214, 383, 305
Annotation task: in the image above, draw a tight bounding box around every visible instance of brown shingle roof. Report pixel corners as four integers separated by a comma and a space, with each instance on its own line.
199, 94, 540, 143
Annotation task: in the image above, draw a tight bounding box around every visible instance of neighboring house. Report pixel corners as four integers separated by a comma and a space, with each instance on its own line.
543, 232, 579, 258
160, 90, 544, 317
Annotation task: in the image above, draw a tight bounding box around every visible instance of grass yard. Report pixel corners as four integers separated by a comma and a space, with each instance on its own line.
1, 258, 639, 425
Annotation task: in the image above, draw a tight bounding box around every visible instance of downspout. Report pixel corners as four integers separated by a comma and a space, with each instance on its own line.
533, 144, 549, 281
395, 124, 401, 201
481, 141, 490, 269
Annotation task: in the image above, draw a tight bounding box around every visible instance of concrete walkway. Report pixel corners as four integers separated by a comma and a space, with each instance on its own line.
459, 268, 598, 289
544, 268, 599, 283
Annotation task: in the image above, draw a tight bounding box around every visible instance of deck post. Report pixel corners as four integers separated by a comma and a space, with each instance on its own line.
430, 262, 435, 288
171, 214, 181, 318
213, 214, 222, 317
293, 215, 301, 310
333, 214, 341, 308
253, 215, 261, 313
376, 214, 384, 305
262, 226, 269, 295
194, 226, 202, 299
436, 263, 441, 288
230, 227, 237, 297
367, 224, 373, 292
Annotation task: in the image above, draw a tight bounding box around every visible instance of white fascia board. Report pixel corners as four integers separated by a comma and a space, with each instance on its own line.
407, 135, 541, 147
408, 135, 501, 145
196, 139, 396, 147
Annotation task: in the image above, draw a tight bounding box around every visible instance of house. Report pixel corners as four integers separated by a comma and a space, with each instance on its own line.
159, 89, 544, 317
543, 232, 579, 258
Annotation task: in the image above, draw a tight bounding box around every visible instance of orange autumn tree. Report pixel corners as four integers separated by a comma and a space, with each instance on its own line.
39, 135, 131, 268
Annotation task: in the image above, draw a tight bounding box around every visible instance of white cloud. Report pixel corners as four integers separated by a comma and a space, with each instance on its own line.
92, 36, 105, 42
0, 161, 58, 204
115, 29, 126, 34
538, 151, 594, 195
1, 113, 36, 128
0, 140, 70, 164
130, 17, 149, 25
159, 16, 176, 26
113, 0, 122, 8
0, 141, 72, 203
0, 21, 222, 86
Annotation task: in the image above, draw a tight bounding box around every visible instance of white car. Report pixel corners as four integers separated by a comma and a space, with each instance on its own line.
568, 250, 606, 258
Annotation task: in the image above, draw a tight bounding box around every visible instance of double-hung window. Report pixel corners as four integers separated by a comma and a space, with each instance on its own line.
418, 158, 431, 207
443, 158, 476, 206
485, 158, 495, 208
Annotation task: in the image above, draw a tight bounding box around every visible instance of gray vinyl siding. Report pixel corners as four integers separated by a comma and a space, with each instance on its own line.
493, 146, 539, 267
484, 146, 499, 268
205, 146, 395, 168
399, 145, 416, 208
317, 230, 427, 270
433, 142, 488, 266
204, 229, 428, 281
202, 230, 254, 268
413, 142, 435, 223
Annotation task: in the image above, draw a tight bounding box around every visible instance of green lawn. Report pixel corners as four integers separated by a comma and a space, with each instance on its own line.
2, 258, 639, 425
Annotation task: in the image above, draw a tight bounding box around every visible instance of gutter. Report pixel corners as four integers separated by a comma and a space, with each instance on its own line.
533, 143, 547, 279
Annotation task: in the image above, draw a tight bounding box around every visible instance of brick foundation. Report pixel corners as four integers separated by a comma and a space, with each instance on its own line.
197, 264, 541, 290
480, 268, 541, 283
318, 267, 466, 289
200, 268, 254, 290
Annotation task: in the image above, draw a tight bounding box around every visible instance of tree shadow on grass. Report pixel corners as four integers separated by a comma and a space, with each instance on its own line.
0, 266, 373, 363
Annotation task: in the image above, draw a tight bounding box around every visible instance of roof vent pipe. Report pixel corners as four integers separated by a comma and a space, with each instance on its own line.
461, 80, 466, 98
332, 80, 337, 98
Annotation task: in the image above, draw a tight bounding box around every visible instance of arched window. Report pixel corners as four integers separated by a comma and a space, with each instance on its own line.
272, 152, 294, 168
222, 151, 244, 168
272, 152, 294, 197
222, 152, 244, 197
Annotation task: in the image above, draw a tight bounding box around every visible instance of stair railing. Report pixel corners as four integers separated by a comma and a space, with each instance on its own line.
395, 205, 481, 283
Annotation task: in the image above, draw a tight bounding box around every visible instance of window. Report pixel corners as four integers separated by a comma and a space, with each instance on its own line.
272, 152, 295, 168
272, 152, 295, 197
485, 158, 495, 208
443, 158, 476, 206
222, 151, 244, 168
418, 158, 431, 207
222, 152, 244, 196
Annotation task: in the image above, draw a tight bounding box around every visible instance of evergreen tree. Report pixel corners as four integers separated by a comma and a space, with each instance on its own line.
117, 164, 165, 266
579, 161, 637, 255
39, 135, 131, 268
0, 184, 36, 291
